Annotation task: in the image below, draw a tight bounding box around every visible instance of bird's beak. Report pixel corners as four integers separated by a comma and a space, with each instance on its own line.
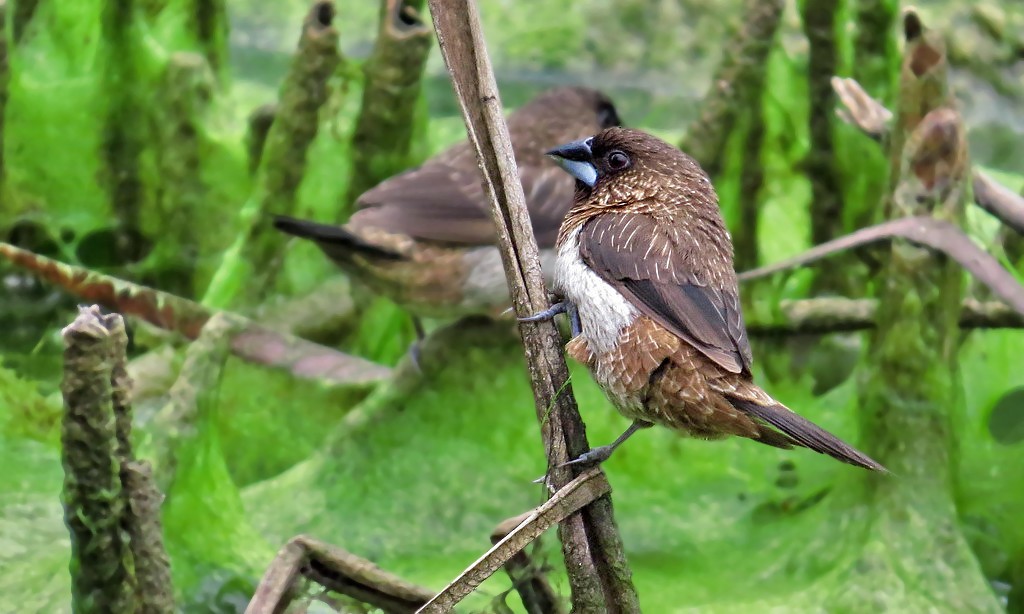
546, 137, 597, 188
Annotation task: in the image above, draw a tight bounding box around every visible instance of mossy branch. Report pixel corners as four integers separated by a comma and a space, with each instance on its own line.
801, 0, 843, 247
680, 0, 784, 176
203, 1, 342, 309
0, 0, 8, 189
850, 10, 1000, 609
152, 52, 216, 296
426, 0, 639, 610
61, 307, 138, 613
345, 0, 433, 210
61, 306, 174, 613
102, 0, 148, 263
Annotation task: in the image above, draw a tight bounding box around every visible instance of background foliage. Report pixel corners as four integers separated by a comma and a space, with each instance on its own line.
1, 0, 1023, 612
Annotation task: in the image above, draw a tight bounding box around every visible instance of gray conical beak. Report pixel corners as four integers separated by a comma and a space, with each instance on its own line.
546, 137, 597, 187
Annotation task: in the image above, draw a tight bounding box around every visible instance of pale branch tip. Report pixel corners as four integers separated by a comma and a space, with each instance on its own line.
831, 75, 1024, 236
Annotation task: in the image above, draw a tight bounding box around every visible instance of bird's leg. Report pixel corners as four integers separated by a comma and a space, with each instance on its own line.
566, 301, 581, 337
518, 300, 582, 336
561, 420, 653, 467
407, 315, 427, 372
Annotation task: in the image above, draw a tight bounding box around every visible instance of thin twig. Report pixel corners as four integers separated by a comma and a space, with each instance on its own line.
490, 513, 564, 614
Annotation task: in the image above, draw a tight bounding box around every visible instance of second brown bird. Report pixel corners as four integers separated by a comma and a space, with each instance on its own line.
534, 127, 886, 472
274, 86, 621, 320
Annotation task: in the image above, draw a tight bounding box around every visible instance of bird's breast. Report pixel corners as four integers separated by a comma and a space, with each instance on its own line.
554, 226, 639, 355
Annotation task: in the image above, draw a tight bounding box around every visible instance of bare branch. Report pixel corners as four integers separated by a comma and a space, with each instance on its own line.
490, 513, 565, 614
425, 1, 639, 610
974, 170, 1024, 236
418, 469, 611, 613
745, 297, 1024, 336
0, 241, 390, 388
737, 216, 1024, 315
246, 535, 434, 614
831, 76, 891, 141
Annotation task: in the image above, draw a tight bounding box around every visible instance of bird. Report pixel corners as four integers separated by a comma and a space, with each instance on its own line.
273, 87, 623, 333
523, 127, 886, 472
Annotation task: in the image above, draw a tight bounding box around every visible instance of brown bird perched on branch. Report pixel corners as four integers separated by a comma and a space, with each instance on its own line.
273, 87, 621, 335
524, 127, 886, 471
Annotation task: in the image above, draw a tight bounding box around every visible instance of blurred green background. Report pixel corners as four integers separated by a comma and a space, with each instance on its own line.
1, 0, 1023, 612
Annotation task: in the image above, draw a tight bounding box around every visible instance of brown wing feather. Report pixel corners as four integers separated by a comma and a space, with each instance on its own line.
351, 157, 573, 248
578, 212, 753, 374
349, 86, 620, 248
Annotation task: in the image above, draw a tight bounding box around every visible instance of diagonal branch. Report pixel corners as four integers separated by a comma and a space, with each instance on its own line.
418, 469, 611, 613
737, 215, 1024, 315
0, 241, 390, 388
425, 0, 639, 611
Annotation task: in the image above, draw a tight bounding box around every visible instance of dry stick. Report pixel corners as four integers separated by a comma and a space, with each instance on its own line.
246, 536, 435, 614
489, 513, 565, 614
832, 76, 1024, 235
426, 1, 639, 611
744, 297, 1024, 336
418, 469, 612, 613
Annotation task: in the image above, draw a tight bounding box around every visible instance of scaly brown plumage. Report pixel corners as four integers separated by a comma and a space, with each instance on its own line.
273, 86, 622, 320
537, 127, 886, 471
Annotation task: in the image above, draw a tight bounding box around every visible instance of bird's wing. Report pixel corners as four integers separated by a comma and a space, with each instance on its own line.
352, 145, 573, 249
578, 212, 752, 374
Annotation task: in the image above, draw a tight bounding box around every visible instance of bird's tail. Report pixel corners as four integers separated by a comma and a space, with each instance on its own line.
729, 397, 888, 473
273, 215, 404, 261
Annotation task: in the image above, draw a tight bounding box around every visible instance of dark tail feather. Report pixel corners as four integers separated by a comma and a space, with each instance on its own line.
273, 215, 403, 261
729, 397, 888, 473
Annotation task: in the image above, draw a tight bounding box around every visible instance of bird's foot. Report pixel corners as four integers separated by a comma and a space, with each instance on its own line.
518, 300, 582, 337
560, 444, 617, 468
529, 444, 616, 484
518, 301, 568, 322
406, 316, 427, 373
531, 420, 653, 483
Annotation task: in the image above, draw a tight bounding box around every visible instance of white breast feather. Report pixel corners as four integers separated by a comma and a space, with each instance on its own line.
554, 226, 637, 354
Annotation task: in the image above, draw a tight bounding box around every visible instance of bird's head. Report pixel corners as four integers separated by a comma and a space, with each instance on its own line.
546, 127, 712, 204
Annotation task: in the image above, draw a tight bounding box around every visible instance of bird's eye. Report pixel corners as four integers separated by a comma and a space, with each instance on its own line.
607, 151, 630, 170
